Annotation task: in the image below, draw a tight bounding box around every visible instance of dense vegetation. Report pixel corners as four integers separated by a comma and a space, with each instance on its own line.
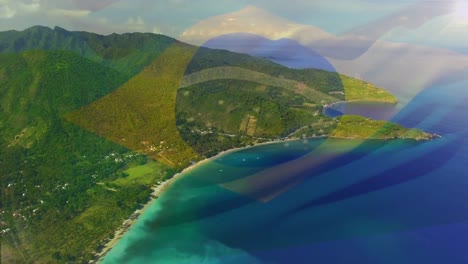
180, 66, 338, 104
0, 26, 429, 263
176, 79, 433, 157
176, 79, 333, 155
186, 48, 397, 104
0, 51, 130, 144
331, 115, 436, 140
0, 121, 171, 263
0, 50, 174, 263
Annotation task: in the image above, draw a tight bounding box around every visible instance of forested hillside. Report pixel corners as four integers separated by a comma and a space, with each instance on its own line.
0, 50, 174, 263
0, 25, 176, 76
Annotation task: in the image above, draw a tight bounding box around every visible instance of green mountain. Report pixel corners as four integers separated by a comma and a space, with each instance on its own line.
0, 25, 176, 76
0, 26, 397, 103
0, 26, 433, 263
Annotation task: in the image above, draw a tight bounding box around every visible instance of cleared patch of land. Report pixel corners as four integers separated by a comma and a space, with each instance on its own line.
112, 161, 167, 186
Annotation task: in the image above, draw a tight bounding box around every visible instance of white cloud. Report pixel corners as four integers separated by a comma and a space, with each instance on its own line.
152, 26, 162, 34
126, 16, 145, 26
0, 0, 41, 19
71, 0, 120, 12
0, 4, 15, 19
98, 17, 109, 24
19, 0, 40, 13
48, 8, 91, 18
119, 16, 148, 32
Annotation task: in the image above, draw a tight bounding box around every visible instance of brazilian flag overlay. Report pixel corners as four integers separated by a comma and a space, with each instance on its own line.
1, 1, 467, 263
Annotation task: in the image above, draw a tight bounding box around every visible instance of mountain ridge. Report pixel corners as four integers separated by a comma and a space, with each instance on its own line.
0, 25, 177, 76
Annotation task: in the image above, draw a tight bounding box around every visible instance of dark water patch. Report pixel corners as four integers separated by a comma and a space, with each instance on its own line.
254, 220, 468, 264
288, 135, 462, 214
323, 101, 398, 120
392, 84, 468, 135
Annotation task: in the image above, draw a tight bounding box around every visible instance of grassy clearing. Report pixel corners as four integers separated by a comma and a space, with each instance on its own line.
113, 162, 167, 186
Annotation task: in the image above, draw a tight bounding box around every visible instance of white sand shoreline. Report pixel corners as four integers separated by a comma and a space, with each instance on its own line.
91, 131, 433, 263
91, 138, 303, 263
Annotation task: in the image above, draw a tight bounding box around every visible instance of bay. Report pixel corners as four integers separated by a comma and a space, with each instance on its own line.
103, 79, 468, 264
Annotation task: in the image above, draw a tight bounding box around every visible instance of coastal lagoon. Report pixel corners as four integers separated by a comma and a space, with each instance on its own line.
103, 80, 468, 264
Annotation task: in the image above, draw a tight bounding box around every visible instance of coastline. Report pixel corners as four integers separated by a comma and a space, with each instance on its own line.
90, 181, 173, 263
91, 138, 299, 263
91, 130, 438, 263
91, 157, 212, 263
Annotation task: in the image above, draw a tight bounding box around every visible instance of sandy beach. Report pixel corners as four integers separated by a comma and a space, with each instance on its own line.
91, 158, 211, 263
89, 129, 432, 263
90, 182, 172, 263
91, 138, 300, 263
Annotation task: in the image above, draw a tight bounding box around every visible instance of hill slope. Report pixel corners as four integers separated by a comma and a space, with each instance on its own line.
0, 26, 397, 104
0, 50, 173, 263
0, 50, 130, 145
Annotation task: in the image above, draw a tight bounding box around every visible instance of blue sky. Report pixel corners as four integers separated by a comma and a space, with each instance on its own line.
0, 0, 465, 50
